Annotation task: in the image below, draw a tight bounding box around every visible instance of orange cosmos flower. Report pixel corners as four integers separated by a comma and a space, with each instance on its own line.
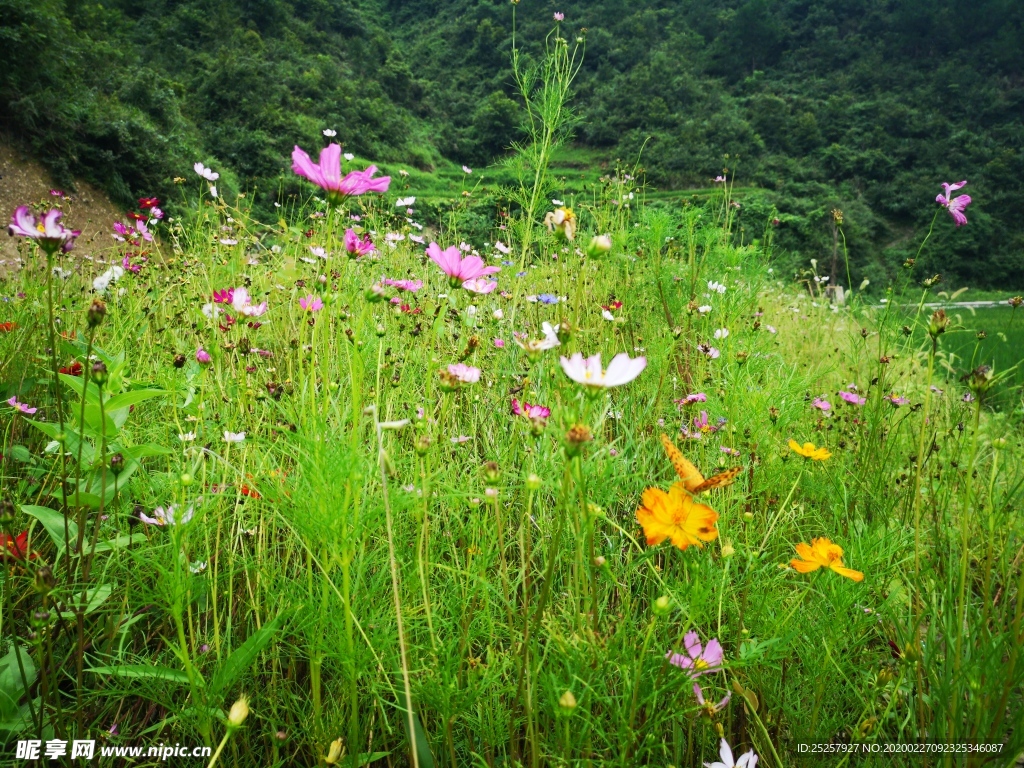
790, 537, 863, 582
788, 439, 832, 461
637, 483, 719, 551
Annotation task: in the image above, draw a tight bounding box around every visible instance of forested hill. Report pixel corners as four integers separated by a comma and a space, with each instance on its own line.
2, 0, 1023, 287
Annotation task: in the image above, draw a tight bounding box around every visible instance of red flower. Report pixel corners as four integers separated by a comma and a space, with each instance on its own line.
59, 361, 83, 376
0, 322, 16, 333
126, 211, 148, 221
0, 531, 36, 561
138, 197, 161, 210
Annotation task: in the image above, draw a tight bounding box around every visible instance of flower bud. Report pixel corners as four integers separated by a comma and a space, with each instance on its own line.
721, 541, 735, 558
173, 354, 186, 369
876, 668, 894, 685
34, 566, 55, 595
90, 361, 108, 385
563, 424, 593, 457
586, 234, 612, 258
227, 695, 250, 728
87, 299, 107, 328
414, 434, 432, 456
652, 595, 671, 616
558, 690, 577, 713
0, 498, 16, 527
365, 284, 387, 303
525, 473, 542, 491
109, 453, 124, 475
1010, 296, 1023, 309
593, 555, 606, 567
325, 738, 343, 765
928, 309, 949, 338
483, 461, 500, 483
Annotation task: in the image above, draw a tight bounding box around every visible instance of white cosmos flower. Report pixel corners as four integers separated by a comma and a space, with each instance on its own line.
223, 431, 246, 443
178, 432, 197, 442
704, 738, 758, 768
698, 305, 712, 314
602, 310, 615, 321
559, 352, 647, 389
493, 308, 504, 320
322, 128, 337, 137
194, 162, 219, 181
708, 280, 727, 294
714, 328, 729, 339
344, 152, 355, 161
396, 196, 416, 208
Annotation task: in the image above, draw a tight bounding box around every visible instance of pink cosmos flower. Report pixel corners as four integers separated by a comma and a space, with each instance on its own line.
231, 287, 267, 318
291, 144, 390, 204
344, 228, 376, 257
121, 253, 147, 273
139, 504, 194, 526
8, 206, 80, 254
693, 683, 731, 713
213, 289, 234, 305
885, 393, 910, 406
666, 630, 724, 678
196, 348, 212, 364
299, 294, 323, 312
812, 397, 831, 412
447, 364, 481, 384
698, 344, 721, 359
382, 278, 423, 292
838, 390, 866, 406
7, 396, 37, 414
511, 399, 551, 420
936, 181, 972, 227
493, 338, 505, 348
553, 12, 564, 20
675, 392, 708, 407
427, 242, 500, 285
462, 278, 498, 294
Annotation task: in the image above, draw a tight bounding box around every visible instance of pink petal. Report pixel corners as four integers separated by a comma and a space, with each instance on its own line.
318, 144, 343, 190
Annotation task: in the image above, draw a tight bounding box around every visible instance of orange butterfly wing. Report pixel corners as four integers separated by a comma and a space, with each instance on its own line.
660, 434, 704, 492
691, 466, 742, 493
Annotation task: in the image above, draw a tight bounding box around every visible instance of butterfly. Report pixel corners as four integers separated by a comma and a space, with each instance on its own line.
660, 434, 742, 494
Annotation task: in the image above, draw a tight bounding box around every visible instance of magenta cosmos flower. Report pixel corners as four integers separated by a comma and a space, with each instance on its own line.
344, 228, 376, 257
196, 348, 212, 364
812, 397, 831, 412
667, 630, 724, 678
299, 294, 323, 312
9, 206, 80, 254
292, 144, 390, 205
511, 399, 550, 420
427, 242, 500, 286
7, 396, 37, 415
936, 181, 971, 227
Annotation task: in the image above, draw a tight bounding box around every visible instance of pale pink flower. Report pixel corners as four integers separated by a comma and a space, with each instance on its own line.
511, 399, 551, 420
230, 287, 267, 317
812, 397, 831, 412
382, 278, 422, 292
936, 181, 972, 227
559, 352, 646, 389
693, 683, 731, 713
299, 294, 323, 312
553, 11, 564, 20
838, 390, 865, 406
447, 363, 481, 384
427, 242, 500, 285
7, 396, 37, 414
462, 277, 498, 294
705, 738, 758, 768
666, 630, 724, 678
493, 338, 505, 348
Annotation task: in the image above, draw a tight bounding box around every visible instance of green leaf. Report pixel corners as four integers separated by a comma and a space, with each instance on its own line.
0, 646, 36, 722
59, 373, 100, 405
20, 505, 77, 551
87, 535, 138, 554
399, 689, 436, 768
105, 389, 169, 414
122, 443, 173, 459
8, 445, 32, 463
60, 584, 113, 619
209, 612, 287, 699
87, 665, 191, 684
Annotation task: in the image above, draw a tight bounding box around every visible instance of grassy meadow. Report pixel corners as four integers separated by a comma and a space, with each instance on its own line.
1, 29, 1024, 768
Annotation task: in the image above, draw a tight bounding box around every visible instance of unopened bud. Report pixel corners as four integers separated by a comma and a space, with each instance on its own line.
109, 453, 125, 475
414, 434, 432, 456
563, 424, 593, 457
558, 690, 577, 713
365, 284, 387, 303
653, 595, 671, 616
525, 473, 542, 491
325, 738, 343, 765
928, 309, 949, 338
483, 461, 500, 483
91, 361, 108, 385
0, 498, 16, 526
173, 354, 186, 368
87, 299, 106, 328
34, 566, 55, 595
721, 541, 735, 558
586, 234, 612, 257
227, 695, 250, 727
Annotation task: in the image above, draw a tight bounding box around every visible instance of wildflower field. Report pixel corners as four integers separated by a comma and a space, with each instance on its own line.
3, 15, 1024, 768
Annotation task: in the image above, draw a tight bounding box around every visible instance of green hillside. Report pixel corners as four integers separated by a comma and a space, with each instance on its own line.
2, 0, 1022, 286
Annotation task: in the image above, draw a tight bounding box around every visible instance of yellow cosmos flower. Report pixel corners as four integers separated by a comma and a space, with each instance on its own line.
788, 439, 832, 461
790, 537, 863, 582
637, 483, 719, 551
